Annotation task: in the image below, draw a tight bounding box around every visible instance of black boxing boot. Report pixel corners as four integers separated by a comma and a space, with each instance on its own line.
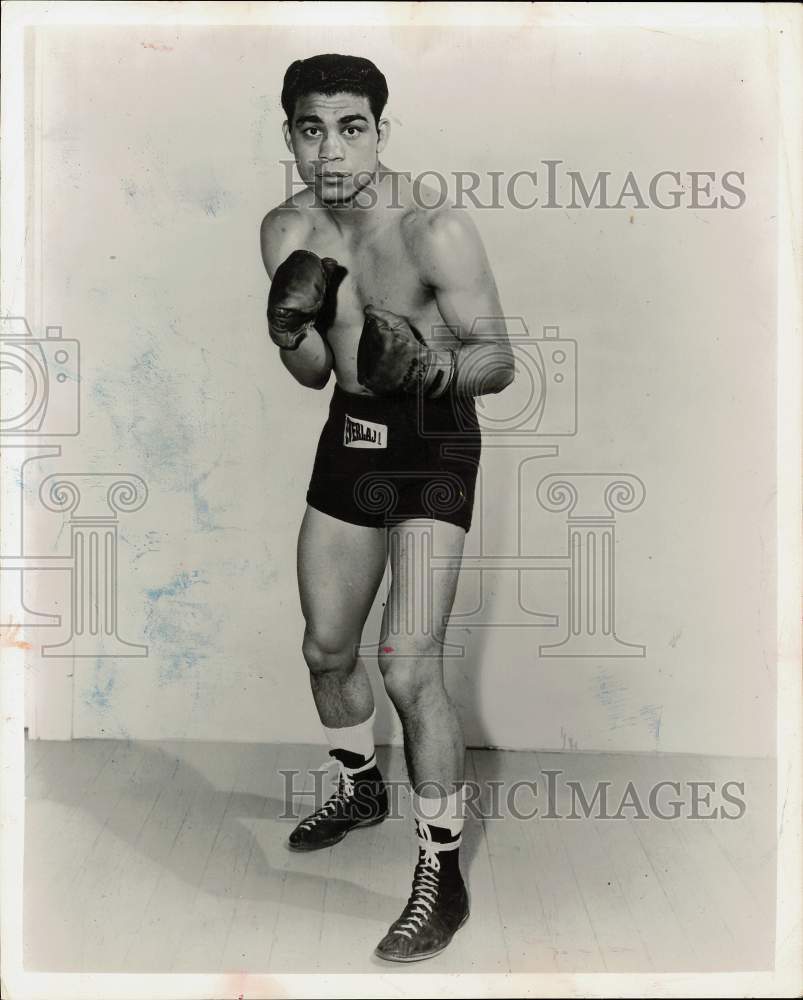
287, 748, 388, 852
375, 820, 469, 962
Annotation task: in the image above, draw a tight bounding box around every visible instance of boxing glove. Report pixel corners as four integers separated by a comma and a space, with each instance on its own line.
357, 305, 456, 398
267, 250, 338, 350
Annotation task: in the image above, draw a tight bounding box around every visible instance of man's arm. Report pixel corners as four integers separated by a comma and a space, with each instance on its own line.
259, 209, 334, 390
418, 209, 514, 397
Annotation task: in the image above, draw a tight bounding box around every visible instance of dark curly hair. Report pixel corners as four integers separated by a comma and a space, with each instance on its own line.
281, 54, 389, 128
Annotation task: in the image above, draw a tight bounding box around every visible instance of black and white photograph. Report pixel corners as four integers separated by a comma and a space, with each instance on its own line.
0, 2, 800, 998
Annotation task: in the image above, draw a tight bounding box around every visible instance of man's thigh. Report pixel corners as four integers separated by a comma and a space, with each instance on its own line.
381, 518, 466, 648
298, 505, 388, 646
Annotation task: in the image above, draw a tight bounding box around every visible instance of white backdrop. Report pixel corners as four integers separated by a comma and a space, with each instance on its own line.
23, 21, 777, 755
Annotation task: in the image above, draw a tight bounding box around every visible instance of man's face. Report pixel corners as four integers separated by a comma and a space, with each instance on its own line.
284, 91, 388, 204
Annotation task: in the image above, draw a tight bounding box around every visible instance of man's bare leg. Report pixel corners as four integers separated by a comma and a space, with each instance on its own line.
289, 505, 389, 850
374, 518, 470, 962
377, 519, 465, 792
297, 505, 387, 727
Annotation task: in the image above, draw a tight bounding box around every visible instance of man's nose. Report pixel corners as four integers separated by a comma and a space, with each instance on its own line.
318, 133, 345, 161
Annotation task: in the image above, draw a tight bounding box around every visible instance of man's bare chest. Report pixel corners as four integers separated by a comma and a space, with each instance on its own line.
302, 224, 437, 340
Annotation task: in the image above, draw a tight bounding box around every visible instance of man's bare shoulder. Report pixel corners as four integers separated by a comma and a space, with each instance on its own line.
389, 168, 483, 249
259, 190, 316, 275
400, 200, 488, 285
406, 201, 481, 242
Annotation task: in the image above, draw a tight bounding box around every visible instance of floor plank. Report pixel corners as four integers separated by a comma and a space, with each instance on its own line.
219, 742, 318, 972
542, 751, 702, 973
648, 753, 774, 970
472, 749, 584, 973
534, 751, 653, 973
24, 740, 140, 970
24, 735, 53, 779
123, 742, 245, 972
539, 750, 746, 971
171, 743, 280, 972
70, 743, 181, 971
678, 753, 776, 937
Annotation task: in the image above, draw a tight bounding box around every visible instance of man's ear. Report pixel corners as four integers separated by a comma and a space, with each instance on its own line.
282, 120, 294, 154
376, 117, 391, 154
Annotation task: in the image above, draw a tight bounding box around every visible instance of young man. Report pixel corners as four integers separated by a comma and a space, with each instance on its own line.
260, 53, 514, 963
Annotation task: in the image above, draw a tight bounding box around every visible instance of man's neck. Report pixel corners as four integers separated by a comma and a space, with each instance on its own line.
318, 165, 401, 234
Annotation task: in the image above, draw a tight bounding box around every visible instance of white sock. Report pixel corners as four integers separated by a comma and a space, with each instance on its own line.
412, 786, 465, 838
322, 708, 376, 765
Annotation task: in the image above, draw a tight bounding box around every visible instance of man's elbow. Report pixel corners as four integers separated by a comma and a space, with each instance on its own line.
295, 370, 330, 391
484, 359, 515, 394
302, 367, 332, 391
498, 362, 516, 392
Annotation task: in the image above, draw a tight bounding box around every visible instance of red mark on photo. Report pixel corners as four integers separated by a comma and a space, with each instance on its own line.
0, 622, 32, 650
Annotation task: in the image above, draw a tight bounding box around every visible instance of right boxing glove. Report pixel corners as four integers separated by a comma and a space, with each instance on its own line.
267, 249, 338, 350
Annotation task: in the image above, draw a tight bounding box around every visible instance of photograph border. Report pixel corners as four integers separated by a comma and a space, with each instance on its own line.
1, 3, 800, 998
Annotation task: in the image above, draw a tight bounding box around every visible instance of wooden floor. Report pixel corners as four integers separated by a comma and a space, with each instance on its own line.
23, 739, 776, 974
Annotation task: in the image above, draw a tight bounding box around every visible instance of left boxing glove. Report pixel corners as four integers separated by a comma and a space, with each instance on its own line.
267, 250, 337, 350
357, 305, 456, 398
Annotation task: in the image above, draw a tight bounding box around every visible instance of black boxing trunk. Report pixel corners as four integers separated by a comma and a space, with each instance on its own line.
306, 384, 481, 532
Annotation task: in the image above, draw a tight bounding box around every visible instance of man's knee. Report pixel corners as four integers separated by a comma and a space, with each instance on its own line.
379, 639, 443, 709
301, 629, 357, 677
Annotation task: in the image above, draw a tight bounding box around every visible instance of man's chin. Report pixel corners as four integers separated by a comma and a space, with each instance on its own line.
315, 184, 357, 206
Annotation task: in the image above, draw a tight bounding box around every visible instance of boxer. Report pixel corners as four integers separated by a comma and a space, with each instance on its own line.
260, 53, 514, 963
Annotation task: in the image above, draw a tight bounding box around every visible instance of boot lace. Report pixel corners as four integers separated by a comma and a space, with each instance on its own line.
295, 753, 372, 832
392, 824, 446, 939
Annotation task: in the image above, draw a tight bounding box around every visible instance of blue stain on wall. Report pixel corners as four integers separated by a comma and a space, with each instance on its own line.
189, 467, 225, 532
126, 345, 195, 483
143, 570, 221, 686
82, 658, 130, 738
594, 667, 663, 747
90, 334, 222, 528
85, 660, 116, 709
595, 669, 628, 716
147, 612, 202, 681
145, 568, 206, 602
120, 529, 162, 563
91, 378, 126, 439
639, 704, 663, 740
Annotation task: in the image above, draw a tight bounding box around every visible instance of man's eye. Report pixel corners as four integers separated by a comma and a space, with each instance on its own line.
303, 128, 322, 138
343, 127, 362, 137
